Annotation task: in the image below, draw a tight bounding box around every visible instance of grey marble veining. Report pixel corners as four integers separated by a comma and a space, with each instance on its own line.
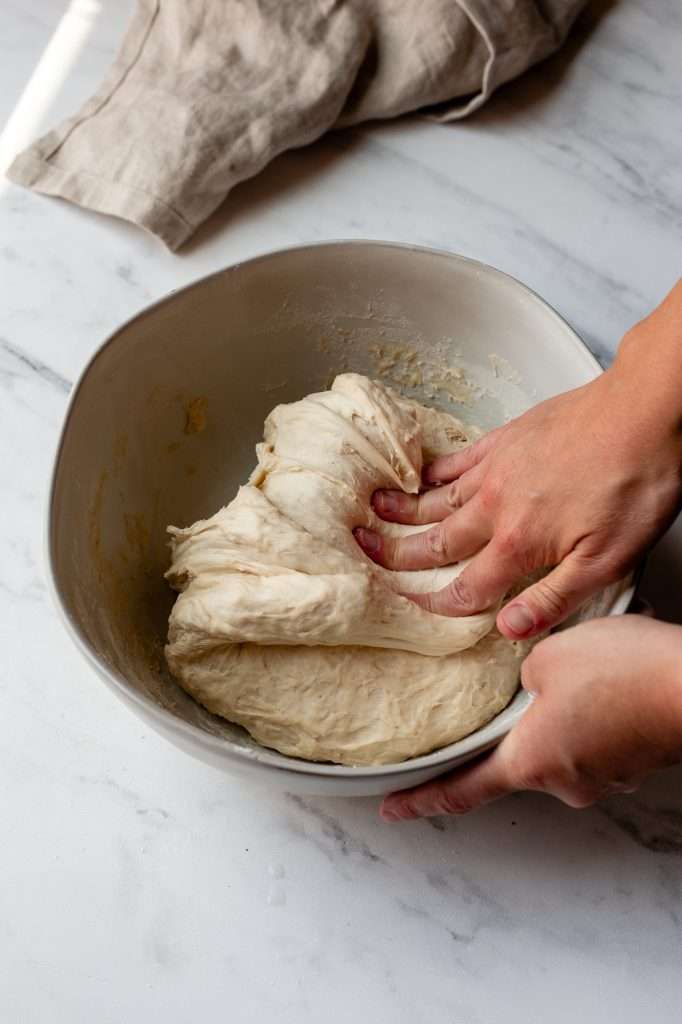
1, 2, 682, 1021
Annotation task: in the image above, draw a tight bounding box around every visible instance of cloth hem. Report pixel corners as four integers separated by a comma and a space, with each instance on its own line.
6, 151, 192, 250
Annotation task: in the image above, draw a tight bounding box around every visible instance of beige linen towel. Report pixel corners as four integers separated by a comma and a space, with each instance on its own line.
7, 0, 586, 250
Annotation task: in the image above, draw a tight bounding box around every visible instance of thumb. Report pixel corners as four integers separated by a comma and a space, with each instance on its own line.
380, 741, 515, 821
497, 549, 611, 639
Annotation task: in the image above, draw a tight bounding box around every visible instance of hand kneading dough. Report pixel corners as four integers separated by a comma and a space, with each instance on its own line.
165, 374, 530, 766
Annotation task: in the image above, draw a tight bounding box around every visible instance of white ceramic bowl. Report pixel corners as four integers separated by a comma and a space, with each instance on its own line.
48, 242, 633, 796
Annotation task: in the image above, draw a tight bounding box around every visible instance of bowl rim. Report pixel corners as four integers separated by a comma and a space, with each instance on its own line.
46, 239, 635, 778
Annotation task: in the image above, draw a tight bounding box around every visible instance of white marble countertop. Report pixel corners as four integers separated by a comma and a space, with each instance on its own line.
2, 2, 682, 1021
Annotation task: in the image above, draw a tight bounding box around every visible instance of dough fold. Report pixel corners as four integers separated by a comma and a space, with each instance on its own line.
165, 374, 528, 765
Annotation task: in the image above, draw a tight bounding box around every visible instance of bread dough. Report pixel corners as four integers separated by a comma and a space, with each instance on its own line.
165, 374, 529, 765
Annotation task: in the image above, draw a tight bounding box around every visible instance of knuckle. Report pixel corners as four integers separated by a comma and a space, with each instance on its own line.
390, 797, 412, 818
382, 537, 400, 566
417, 591, 438, 614
478, 478, 501, 513
445, 574, 474, 610
495, 524, 525, 561
425, 525, 448, 561
535, 579, 569, 620
434, 790, 473, 816
415, 494, 434, 523
445, 481, 463, 510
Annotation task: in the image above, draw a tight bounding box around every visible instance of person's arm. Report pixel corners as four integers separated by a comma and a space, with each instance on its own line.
355, 279, 682, 639
380, 616, 682, 820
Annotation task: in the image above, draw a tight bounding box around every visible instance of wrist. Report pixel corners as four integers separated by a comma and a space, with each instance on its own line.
588, 359, 682, 460
610, 280, 682, 433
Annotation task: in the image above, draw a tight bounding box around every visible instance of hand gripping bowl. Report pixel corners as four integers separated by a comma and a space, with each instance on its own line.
48, 242, 633, 796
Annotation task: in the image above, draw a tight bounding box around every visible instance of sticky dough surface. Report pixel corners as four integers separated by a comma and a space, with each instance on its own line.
165, 374, 529, 765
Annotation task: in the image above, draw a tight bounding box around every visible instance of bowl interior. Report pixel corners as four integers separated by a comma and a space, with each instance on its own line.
50, 242, 626, 778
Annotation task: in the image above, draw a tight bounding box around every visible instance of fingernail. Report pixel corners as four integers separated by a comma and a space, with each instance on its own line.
501, 603, 535, 637
373, 490, 398, 514
354, 527, 381, 554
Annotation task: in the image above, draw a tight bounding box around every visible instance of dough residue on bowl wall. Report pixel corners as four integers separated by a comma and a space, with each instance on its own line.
184, 396, 208, 435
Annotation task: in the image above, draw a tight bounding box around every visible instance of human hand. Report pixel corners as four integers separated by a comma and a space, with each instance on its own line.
355, 282, 682, 639
380, 615, 682, 821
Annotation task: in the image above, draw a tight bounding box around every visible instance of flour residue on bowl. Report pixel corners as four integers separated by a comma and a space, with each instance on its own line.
368, 341, 484, 407
488, 353, 523, 385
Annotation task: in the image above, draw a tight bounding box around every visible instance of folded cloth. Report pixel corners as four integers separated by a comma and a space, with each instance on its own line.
7, 0, 586, 250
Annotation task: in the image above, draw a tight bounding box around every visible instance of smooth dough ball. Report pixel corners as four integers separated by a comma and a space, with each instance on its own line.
165, 374, 530, 766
